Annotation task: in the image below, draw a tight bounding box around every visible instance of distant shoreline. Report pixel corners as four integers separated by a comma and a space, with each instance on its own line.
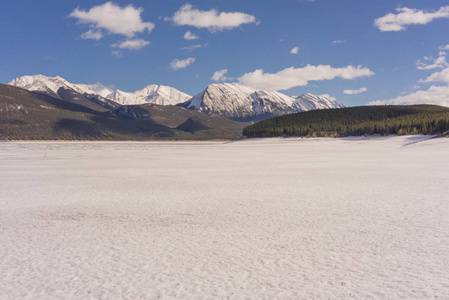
0, 139, 231, 143
1, 134, 444, 143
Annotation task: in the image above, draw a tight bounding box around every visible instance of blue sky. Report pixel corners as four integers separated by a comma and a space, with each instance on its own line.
2, 0, 449, 106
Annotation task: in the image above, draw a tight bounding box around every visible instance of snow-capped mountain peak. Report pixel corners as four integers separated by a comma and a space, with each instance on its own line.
292, 93, 346, 111
182, 83, 345, 120
112, 84, 191, 106
8, 75, 74, 99
183, 83, 296, 119
8, 75, 112, 100
8, 75, 192, 107
75, 82, 115, 100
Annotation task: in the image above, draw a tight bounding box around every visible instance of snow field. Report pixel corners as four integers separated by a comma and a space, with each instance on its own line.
0, 136, 448, 299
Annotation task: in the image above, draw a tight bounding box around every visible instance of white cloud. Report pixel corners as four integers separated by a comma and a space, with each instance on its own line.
211, 69, 232, 81
369, 85, 449, 107
374, 6, 449, 32
417, 46, 449, 70
290, 47, 299, 54
184, 31, 199, 40
420, 68, 449, 83
344, 87, 368, 95
168, 4, 259, 31
170, 58, 195, 70
69, 2, 155, 37
111, 51, 123, 58
238, 65, 374, 91
112, 39, 150, 50
182, 43, 208, 51
81, 29, 103, 40
332, 40, 346, 44
417, 55, 449, 70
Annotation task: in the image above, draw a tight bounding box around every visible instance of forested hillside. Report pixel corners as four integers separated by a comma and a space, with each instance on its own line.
243, 105, 449, 138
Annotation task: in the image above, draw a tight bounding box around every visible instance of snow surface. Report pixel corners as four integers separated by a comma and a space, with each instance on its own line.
1, 136, 448, 299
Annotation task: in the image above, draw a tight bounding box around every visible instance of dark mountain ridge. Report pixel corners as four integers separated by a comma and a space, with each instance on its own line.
0, 84, 245, 141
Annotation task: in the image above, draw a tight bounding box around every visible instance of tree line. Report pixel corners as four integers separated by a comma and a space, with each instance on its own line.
243, 105, 449, 138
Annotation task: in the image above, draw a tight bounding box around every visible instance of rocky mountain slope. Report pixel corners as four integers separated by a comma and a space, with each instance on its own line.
181, 83, 295, 120
181, 83, 345, 121
292, 93, 346, 111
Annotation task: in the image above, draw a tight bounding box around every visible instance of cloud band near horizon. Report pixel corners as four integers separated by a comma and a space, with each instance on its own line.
238, 65, 374, 91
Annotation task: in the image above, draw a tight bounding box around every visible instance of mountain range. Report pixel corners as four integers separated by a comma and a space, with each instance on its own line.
3, 75, 447, 141
8, 75, 345, 121
8, 75, 191, 111
0, 83, 246, 140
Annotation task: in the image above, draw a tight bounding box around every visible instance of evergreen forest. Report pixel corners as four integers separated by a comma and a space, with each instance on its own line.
243, 105, 449, 138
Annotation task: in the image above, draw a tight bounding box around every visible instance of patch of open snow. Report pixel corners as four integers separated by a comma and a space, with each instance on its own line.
0, 136, 448, 299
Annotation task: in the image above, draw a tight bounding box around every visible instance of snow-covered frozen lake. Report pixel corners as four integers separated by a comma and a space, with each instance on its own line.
1, 136, 448, 299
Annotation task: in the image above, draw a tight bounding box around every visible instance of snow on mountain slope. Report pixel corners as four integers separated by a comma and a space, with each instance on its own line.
183, 83, 297, 119
113, 85, 191, 106
8, 75, 119, 110
8, 75, 191, 107
292, 93, 346, 111
8, 75, 79, 99
75, 83, 115, 100
182, 83, 345, 119
8, 75, 115, 102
